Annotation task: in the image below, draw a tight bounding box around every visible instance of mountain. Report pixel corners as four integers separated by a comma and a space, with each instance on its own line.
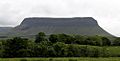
13, 17, 113, 36
0, 27, 13, 37
0, 27, 12, 32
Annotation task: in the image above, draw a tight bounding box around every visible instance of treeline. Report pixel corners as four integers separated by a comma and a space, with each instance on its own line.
0, 32, 120, 58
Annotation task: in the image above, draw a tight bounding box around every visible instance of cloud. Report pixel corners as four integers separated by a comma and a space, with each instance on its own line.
0, 0, 120, 36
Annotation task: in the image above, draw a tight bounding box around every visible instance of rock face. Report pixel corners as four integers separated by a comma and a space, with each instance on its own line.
14, 17, 112, 36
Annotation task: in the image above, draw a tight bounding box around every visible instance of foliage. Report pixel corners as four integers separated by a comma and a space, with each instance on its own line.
35, 32, 47, 43
101, 37, 111, 46
49, 34, 59, 43
0, 32, 119, 57
112, 38, 120, 46
3, 37, 31, 57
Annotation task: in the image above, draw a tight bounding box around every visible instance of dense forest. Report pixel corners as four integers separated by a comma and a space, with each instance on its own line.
0, 32, 120, 58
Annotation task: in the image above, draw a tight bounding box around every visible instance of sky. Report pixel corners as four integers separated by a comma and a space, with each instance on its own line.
0, 0, 120, 36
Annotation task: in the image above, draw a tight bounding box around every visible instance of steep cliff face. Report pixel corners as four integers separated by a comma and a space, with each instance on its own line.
14, 17, 112, 36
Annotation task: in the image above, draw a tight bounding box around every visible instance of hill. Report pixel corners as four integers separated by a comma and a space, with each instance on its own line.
0, 27, 13, 38
13, 17, 113, 36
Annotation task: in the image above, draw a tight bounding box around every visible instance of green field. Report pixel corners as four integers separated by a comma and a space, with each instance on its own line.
106, 46, 120, 56
1, 57, 120, 61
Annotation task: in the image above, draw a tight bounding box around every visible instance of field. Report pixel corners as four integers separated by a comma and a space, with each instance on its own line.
1, 57, 120, 61
107, 46, 120, 56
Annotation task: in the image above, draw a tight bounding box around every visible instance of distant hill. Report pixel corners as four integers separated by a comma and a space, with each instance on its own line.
0, 27, 12, 32
13, 17, 113, 36
0, 27, 13, 37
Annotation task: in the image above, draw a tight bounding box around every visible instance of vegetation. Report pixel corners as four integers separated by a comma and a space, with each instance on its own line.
0, 32, 120, 58
1, 57, 120, 61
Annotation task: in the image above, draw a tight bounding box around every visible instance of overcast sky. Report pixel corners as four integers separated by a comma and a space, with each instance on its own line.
0, 0, 120, 36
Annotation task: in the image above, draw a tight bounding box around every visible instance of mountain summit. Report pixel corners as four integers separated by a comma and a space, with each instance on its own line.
14, 17, 112, 36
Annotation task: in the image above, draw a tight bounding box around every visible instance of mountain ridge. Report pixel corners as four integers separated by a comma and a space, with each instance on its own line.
13, 17, 113, 37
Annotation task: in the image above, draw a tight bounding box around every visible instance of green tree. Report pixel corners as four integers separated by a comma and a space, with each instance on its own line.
74, 35, 86, 44
79, 46, 88, 57
66, 45, 80, 57
47, 46, 56, 57
53, 42, 66, 56
17, 40, 35, 57
85, 36, 102, 46
49, 34, 59, 43
113, 38, 120, 46
101, 37, 111, 46
34, 40, 51, 57
3, 37, 30, 57
58, 34, 74, 44
35, 32, 47, 43
0, 42, 4, 57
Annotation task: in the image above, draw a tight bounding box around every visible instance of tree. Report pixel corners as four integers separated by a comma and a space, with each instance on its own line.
0, 42, 4, 57
49, 34, 59, 43
66, 45, 80, 57
74, 35, 86, 44
53, 42, 66, 56
47, 46, 56, 57
79, 46, 88, 57
113, 38, 120, 46
3, 37, 30, 57
35, 32, 47, 43
58, 34, 74, 44
34, 40, 51, 57
101, 37, 111, 46
85, 36, 102, 46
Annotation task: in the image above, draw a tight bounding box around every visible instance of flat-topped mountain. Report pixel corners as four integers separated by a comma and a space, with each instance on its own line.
14, 17, 112, 36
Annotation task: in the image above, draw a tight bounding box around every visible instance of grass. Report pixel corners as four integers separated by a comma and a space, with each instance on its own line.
106, 46, 120, 56
0, 57, 120, 61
